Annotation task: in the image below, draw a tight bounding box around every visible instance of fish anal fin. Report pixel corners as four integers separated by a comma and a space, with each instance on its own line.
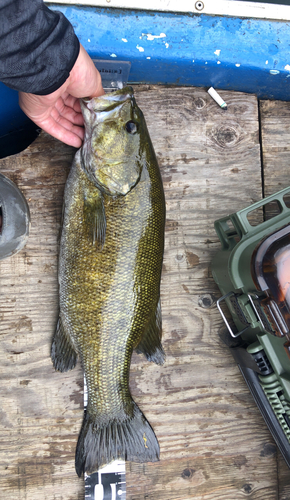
83, 187, 106, 249
135, 298, 165, 365
51, 315, 78, 372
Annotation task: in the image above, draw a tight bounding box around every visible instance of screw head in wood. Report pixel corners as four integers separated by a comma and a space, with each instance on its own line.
195, 1, 204, 11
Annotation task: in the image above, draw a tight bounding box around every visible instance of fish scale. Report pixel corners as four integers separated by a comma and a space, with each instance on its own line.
51, 86, 165, 476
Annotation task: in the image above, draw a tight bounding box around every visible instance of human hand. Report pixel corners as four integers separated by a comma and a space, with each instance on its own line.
19, 44, 104, 148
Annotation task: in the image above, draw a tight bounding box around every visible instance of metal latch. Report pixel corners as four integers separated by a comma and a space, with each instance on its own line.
217, 291, 251, 338
217, 291, 273, 338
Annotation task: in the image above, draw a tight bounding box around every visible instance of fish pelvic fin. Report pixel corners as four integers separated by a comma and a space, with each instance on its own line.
83, 186, 106, 249
51, 315, 78, 372
135, 298, 165, 365
75, 403, 160, 477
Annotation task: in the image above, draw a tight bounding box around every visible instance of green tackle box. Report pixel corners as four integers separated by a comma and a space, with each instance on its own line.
211, 186, 290, 467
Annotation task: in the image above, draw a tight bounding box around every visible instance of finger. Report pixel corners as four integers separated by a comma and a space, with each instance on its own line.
62, 93, 82, 113
54, 99, 84, 126
35, 115, 84, 148
67, 44, 105, 99
73, 98, 82, 114
19, 91, 84, 147
51, 112, 85, 141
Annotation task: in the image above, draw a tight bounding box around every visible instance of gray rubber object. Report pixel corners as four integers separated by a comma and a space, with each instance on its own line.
0, 173, 30, 260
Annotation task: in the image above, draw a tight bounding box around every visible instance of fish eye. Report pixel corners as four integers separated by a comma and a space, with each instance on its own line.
125, 121, 138, 134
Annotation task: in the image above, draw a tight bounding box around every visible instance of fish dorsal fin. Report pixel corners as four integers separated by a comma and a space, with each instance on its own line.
51, 315, 78, 372
135, 298, 165, 365
83, 187, 106, 249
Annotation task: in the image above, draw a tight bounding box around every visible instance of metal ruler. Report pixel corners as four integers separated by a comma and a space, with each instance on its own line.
85, 461, 126, 500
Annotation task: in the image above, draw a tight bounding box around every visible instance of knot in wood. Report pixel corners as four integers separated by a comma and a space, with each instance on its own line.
198, 293, 214, 308
209, 123, 241, 149
193, 97, 206, 109
242, 483, 253, 494
216, 126, 239, 147
260, 442, 277, 457
181, 467, 195, 479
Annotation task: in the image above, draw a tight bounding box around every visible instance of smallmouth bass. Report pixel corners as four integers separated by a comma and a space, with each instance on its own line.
51, 87, 165, 476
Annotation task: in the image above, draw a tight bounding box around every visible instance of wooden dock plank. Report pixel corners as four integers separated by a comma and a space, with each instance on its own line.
0, 136, 84, 499
0, 87, 279, 499
127, 86, 277, 500
260, 100, 290, 198
259, 99, 290, 499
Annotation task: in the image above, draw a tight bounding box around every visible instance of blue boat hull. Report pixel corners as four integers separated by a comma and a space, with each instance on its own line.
2, 5, 290, 137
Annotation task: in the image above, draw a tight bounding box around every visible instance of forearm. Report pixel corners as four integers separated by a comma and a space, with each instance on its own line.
0, 0, 80, 95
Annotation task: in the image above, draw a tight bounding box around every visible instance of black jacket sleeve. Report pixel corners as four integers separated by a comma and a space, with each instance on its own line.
0, 0, 80, 95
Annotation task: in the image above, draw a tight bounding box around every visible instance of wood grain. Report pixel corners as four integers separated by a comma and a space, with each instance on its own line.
259, 99, 290, 500
260, 100, 290, 198
0, 87, 279, 499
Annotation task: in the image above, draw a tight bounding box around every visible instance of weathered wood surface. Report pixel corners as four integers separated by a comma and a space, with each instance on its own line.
260, 99, 290, 499
0, 86, 282, 499
260, 100, 290, 199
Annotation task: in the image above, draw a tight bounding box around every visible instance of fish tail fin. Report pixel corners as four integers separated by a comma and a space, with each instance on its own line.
75, 403, 160, 477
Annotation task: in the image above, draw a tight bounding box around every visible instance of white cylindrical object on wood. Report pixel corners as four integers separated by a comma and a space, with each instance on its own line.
208, 87, 227, 109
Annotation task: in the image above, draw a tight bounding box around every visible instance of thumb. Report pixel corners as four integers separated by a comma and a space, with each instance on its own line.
67, 44, 105, 99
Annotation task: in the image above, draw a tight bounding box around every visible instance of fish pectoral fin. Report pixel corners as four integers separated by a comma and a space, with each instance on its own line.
83, 188, 106, 250
51, 315, 78, 372
135, 298, 165, 365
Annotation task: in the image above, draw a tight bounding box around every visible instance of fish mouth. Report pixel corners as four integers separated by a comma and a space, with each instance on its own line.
82, 86, 135, 114
80, 86, 142, 196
